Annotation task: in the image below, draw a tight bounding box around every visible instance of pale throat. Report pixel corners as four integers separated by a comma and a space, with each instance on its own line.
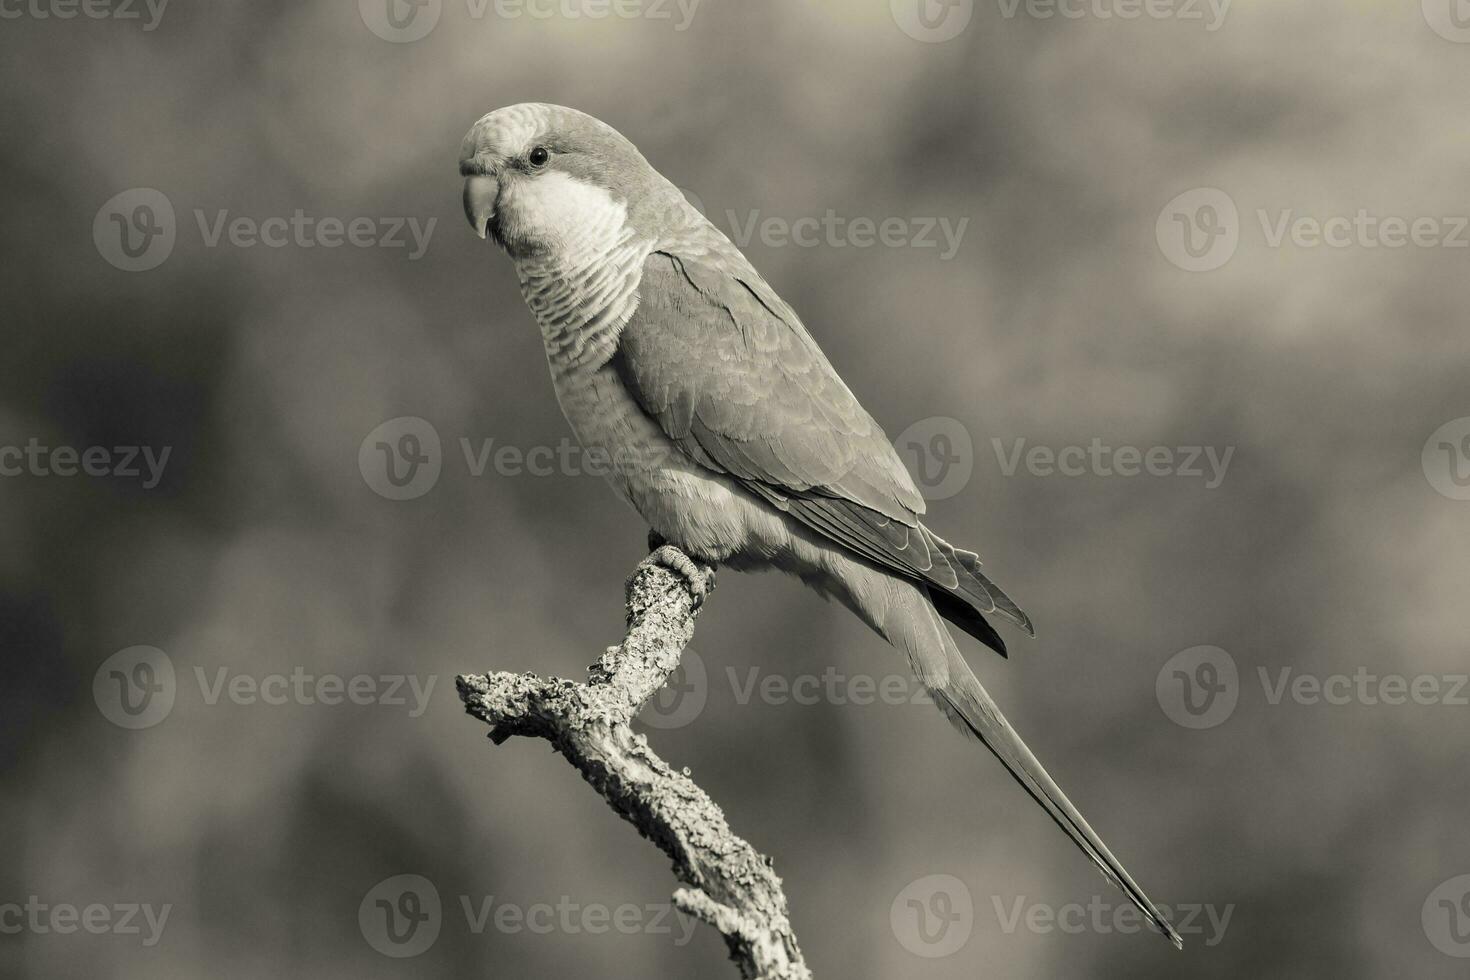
505, 172, 651, 373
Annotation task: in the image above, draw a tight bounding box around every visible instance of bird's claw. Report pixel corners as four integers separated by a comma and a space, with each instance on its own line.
630, 543, 716, 609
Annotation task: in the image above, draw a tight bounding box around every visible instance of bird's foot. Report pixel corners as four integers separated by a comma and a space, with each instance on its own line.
630, 542, 717, 609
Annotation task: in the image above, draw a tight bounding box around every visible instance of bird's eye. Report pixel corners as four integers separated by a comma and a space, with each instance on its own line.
527, 146, 550, 168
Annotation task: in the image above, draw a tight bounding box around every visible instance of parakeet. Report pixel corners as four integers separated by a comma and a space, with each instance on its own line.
460, 102, 1182, 949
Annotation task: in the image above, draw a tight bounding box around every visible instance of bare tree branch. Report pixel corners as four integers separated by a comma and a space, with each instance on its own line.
456, 553, 812, 980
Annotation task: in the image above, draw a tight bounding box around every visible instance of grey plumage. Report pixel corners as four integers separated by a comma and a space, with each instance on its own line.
461, 102, 1183, 950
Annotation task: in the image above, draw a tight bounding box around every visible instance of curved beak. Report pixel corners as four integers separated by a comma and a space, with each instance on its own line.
462, 174, 500, 240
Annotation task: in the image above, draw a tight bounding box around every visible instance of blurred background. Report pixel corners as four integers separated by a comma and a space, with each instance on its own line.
3, 0, 1469, 976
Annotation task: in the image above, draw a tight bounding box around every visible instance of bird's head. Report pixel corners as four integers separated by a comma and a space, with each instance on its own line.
459, 103, 683, 260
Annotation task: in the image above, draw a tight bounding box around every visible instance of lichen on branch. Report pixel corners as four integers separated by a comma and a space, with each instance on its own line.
456, 554, 811, 980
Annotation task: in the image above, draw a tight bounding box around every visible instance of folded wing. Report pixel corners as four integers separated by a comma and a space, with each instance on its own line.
614, 246, 1032, 652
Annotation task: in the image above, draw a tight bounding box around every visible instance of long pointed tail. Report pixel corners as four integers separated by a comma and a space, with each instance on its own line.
841, 563, 1182, 948
932, 641, 1184, 949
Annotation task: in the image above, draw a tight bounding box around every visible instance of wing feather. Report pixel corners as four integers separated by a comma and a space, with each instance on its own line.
617, 246, 1032, 645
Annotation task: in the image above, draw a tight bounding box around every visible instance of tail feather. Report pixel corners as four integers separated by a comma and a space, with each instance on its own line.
929, 588, 1011, 657
848, 564, 1181, 949
922, 526, 1035, 638
935, 664, 1183, 949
